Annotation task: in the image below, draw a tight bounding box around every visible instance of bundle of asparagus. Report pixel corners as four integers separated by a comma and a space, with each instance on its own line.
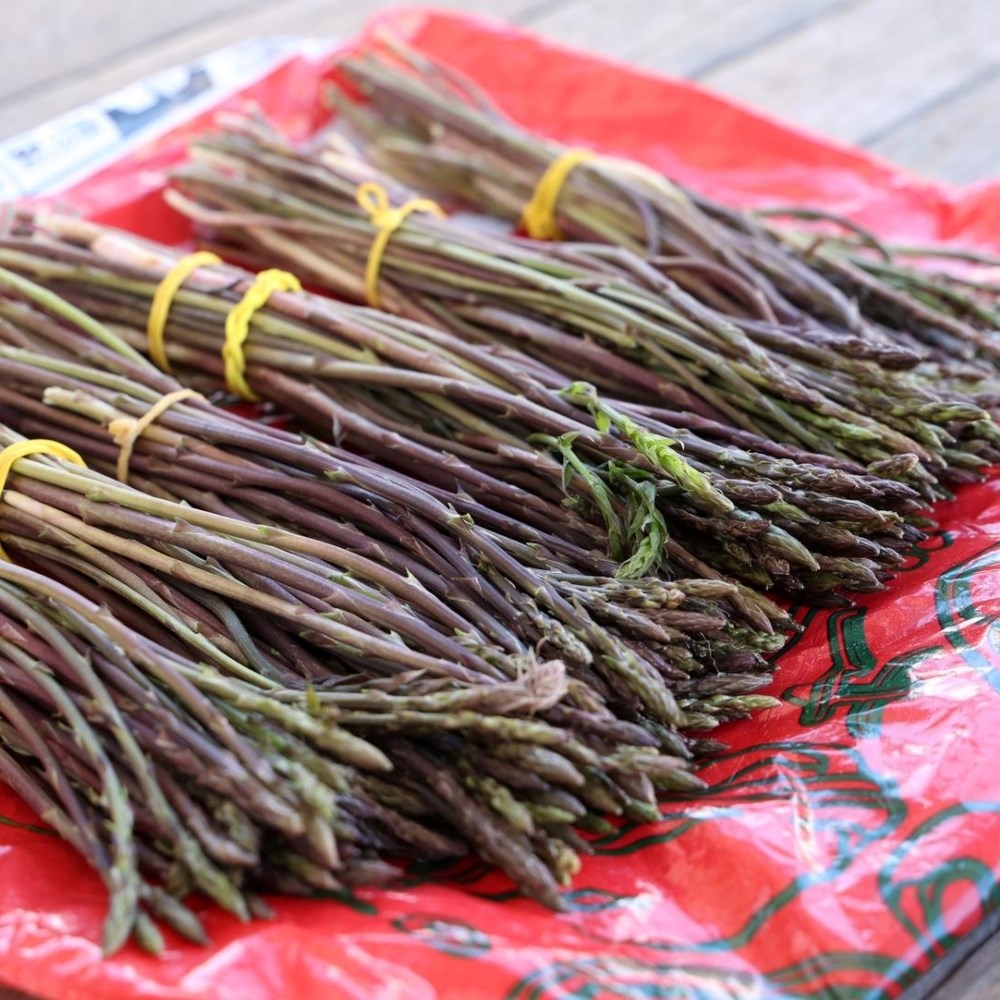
155, 114, 1000, 503
330, 43, 1000, 386
0, 265, 795, 722
0, 219, 929, 603
0, 407, 762, 918
0, 270, 789, 740
0, 559, 691, 951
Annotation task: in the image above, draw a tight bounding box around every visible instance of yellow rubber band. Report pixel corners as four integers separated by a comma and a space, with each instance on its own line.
522, 149, 596, 240
0, 439, 87, 562
356, 182, 446, 309
108, 388, 202, 485
147, 251, 221, 372
223, 269, 302, 401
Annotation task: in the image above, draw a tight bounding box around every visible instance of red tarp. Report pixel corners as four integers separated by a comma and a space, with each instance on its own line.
3, 8, 1000, 998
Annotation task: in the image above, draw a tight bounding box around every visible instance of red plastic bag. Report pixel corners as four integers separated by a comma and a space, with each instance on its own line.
4, 8, 1000, 998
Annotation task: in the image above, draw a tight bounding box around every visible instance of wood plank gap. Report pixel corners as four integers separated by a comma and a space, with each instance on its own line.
900, 904, 1000, 1000
0, 0, 272, 108
688, 0, 865, 79
857, 58, 1000, 148
700, 0, 1000, 147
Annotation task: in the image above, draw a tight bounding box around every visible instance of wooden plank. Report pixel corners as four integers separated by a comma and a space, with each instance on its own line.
0, 0, 252, 104
935, 930, 1000, 999
906, 904, 1000, 1000
522, 0, 849, 77
702, 0, 1000, 146
0, 0, 541, 140
867, 69, 1000, 184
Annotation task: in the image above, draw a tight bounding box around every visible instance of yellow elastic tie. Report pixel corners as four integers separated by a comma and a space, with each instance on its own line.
356, 181, 446, 309
108, 388, 202, 485
224, 269, 302, 401
0, 440, 87, 562
522, 149, 596, 240
147, 251, 222, 373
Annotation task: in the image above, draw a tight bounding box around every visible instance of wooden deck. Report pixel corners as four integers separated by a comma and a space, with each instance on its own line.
2, 2, 1000, 998
5, 0, 1000, 184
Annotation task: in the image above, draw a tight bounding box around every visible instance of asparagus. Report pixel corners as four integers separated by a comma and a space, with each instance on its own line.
0, 220, 929, 603
326, 43, 1000, 380
2, 102, 963, 925
0, 275, 791, 918
0, 559, 727, 937
760, 224, 1000, 385
154, 113, 1000, 500
0, 268, 797, 728
0, 563, 360, 949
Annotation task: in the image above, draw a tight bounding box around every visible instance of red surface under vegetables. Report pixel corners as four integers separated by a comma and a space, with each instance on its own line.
4, 8, 1000, 998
